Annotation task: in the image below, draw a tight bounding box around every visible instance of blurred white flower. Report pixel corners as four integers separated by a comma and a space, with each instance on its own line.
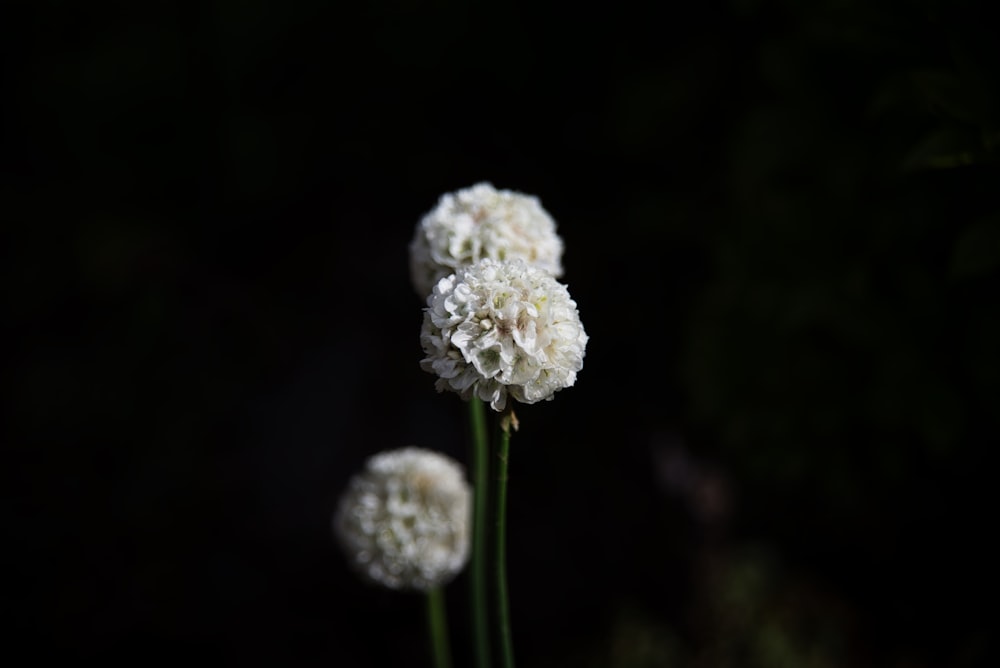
334, 447, 471, 591
420, 258, 588, 412
409, 182, 565, 298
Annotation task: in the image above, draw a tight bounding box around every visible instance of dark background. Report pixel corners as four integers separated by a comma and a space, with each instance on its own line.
6, 0, 998, 666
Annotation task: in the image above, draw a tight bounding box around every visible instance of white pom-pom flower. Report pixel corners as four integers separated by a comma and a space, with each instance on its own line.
334, 447, 471, 591
409, 182, 565, 298
420, 258, 588, 412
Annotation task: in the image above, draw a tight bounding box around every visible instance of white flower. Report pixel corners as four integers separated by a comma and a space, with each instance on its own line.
420, 258, 588, 412
409, 182, 565, 298
333, 447, 472, 591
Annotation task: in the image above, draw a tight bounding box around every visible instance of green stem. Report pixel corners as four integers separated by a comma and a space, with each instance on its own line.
426, 587, 452, 668
468, 397, 492, 668
495, 413, 515, 668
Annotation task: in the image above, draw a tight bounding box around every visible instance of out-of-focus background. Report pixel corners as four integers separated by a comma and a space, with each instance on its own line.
7, 1, 998, 666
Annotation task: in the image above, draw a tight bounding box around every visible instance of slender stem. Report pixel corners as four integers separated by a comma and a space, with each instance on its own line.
495, 413, 515, 668
468, 397, 492, 668
426, 587, 452, 668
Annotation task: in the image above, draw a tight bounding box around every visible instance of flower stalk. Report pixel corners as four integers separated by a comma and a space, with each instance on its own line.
469, 397, 492, 668
495, 409, 516, 668
426, 586, 452, 668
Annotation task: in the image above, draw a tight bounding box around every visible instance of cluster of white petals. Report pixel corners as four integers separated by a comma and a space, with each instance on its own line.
420, 258, 588, 412
409, 182, 565, 298
333, 447, 471, 591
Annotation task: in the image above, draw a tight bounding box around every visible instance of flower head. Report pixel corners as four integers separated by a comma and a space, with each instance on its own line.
420, 258, 588, 411
409, 182, 565, 298
334, 447, 471, 591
